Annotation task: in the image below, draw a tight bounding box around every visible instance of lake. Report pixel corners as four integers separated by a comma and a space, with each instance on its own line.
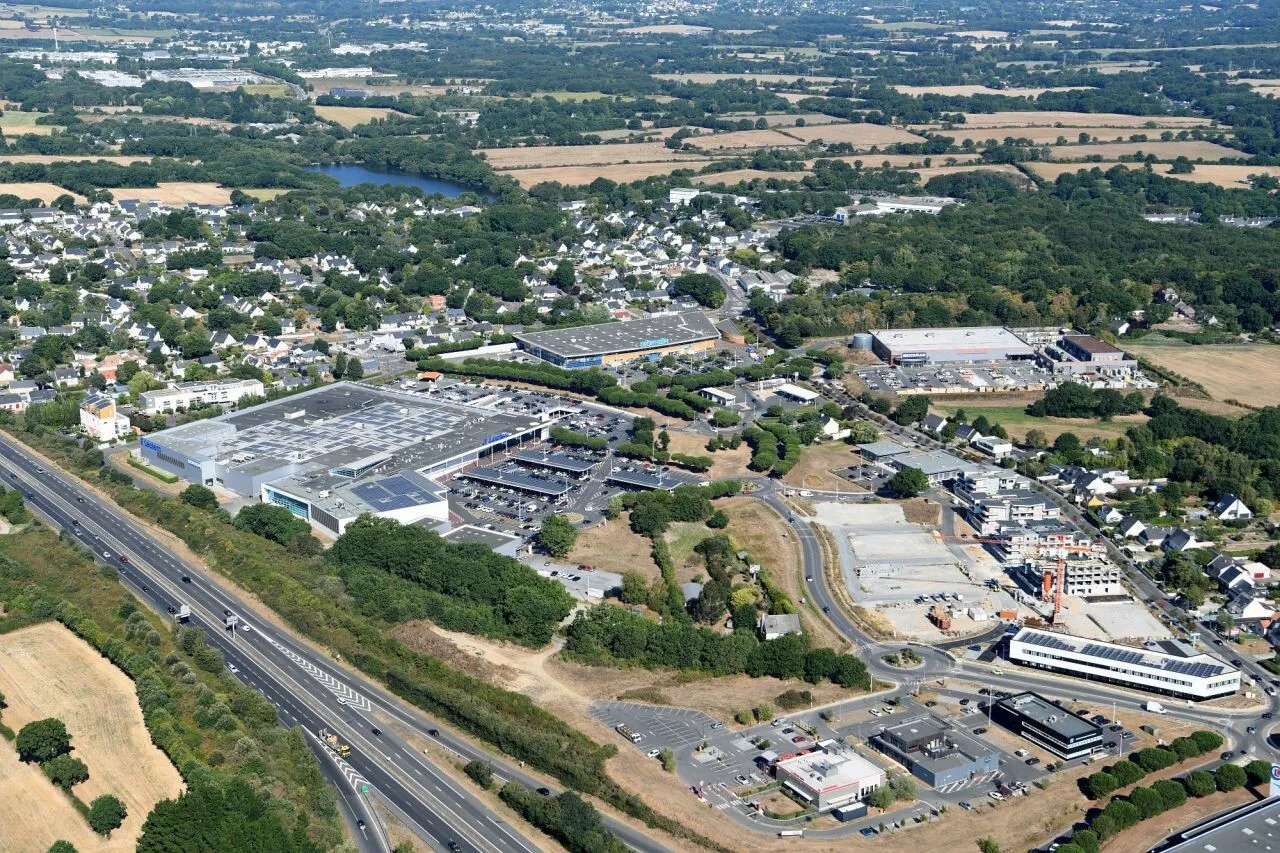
307, 163, 474, 197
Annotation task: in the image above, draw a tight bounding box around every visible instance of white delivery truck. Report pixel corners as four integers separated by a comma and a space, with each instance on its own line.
1145, 701, 1166, 714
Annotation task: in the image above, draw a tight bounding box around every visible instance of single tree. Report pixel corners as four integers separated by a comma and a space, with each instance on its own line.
885, 468, 928, 498
42, 754, 89, 790
538, 515, 578, 557
87, 794, 126, 835
180, 483, 219, 511
16, 718, 71, 764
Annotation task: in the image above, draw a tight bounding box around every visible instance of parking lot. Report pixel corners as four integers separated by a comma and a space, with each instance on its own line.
856, 362, 1057, 395
590, 700, 723, 749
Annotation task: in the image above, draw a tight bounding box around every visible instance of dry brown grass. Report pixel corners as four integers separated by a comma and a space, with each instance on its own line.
1029, 161, 1280, 187
811, 152, 984, 168
567, 513, 657, 577
920, 125, 1155, 146
0, 154, 146, 165
481, 141, 705, 170
1126, 343, 1280, 407
505, 160, 713, 187
910, 163, 1028, 182
1046, 139, 1241, 161
891, 85, 1092, 97
693, 129, 802, 150
927, 111, 1211, 129
0, 181, 83, 202
693, 168, 810, 184
0, 622, 184, 851
785, 122, 927, 147
664, 430, 756, 479
314, 105, 411, 128
113, 182, 233, 204
781, 442, 860, 491
900, 498, 941, 525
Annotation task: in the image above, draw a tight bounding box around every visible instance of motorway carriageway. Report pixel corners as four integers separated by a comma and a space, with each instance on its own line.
0, 437, 552, 853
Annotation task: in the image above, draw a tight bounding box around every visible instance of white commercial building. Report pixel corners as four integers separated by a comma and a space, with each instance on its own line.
139, 379, 265, 415
775, 740, 885, 811
79, 394, 132, 441
1008, 627, 1241, 700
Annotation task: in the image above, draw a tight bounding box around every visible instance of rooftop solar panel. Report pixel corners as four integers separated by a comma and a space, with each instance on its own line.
464, 467, 572, 496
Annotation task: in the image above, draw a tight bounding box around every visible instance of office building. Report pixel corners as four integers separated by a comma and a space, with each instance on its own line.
869, 715, 999, 787
991, 692, 1103, 759
1007, 628, 1241, 700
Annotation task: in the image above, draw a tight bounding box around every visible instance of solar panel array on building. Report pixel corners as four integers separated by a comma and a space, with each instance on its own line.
1007, 627, 1240, 699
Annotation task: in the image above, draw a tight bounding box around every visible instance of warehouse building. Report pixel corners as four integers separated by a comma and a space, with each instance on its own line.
514, 312, 720, 368
870, 326, 1036, 366
774, 740, 885, 812
140, 383, 555, 536
1007, 627, 1241, 700
991, 692, 1103, 759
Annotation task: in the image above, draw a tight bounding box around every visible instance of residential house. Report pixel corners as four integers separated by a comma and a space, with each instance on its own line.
1211, 494, 1253, 521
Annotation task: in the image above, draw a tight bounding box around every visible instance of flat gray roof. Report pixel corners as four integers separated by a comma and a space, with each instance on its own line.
514, 312, 720, 359
1154, 795, 1280, 852
870, 326, 1034, 355
858, 439, 910, 458
996, 692, 1100, 740
512, 449, 598, 474
896, 450, 975, 477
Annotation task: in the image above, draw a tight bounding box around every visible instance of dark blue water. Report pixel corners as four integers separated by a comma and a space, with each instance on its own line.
307, 163, 473, 197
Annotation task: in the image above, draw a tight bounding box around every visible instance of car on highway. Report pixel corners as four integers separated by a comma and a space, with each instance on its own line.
447, 841, 461, 852
356, 819, 365, 829
241, 623, 251, 632
227, 664, 238, 674
1264, 712, 1275, 719
536, 788, 551, 796
371, 728, 381, 736
1221, 751, 1235, 760
822, 606, 830, 614
182, 575, 191, 583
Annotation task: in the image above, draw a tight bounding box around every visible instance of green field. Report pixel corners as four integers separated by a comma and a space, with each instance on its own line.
933, 403, 1143, 442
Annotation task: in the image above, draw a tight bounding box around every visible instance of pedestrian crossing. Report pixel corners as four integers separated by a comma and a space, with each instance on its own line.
265, 635, 372, 711
935, 770, 1002, 795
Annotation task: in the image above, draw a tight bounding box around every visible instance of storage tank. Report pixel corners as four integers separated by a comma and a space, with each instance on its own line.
851, 332, 874, 351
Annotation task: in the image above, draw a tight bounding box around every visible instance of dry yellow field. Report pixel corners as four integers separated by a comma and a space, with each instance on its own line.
1046, 139, 1241, 161
810, 152, 984, 168
619, 24, 712, 35
0, 622, 184, 851
694, 128, 801, 149
0, 123, 52, 135
891, 85, 1092, 97
0, 182, 83, 202
506, 160, 713, 187
480, 141, 704, 169
652, 72, 842, 85
693, 168, 810, 184
920, 125, 1156, 145
910, 163, 1027, 182
314, 105, 412, 128
0, 154, 146, 165
113, 182, 233, 204
1124, 343, 1280, 407
1028, 161, 1280, 187
785, 122, 927, 146
921, 111, 1211, 129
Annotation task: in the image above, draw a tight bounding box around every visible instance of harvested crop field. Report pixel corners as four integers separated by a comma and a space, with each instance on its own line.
929, 111, 1211, 128
891, 85, 1092, 97
0, 154, 147, 165
114, 182, 233, 204
619, 24, 712, 34
910, 163, 1028, 183
1026, 161, 1280, 187
811, 152, 983, 168
1125, 341, 1280, 407
785, 122, 927, 146
480, 141, 704, 169
1046, 139, 1242, 161
918, 125, 1166, 146
693, 128, 801, 149
0, 123, 52, 135
693, 168, 809, 184
504, 160, 712, 187
0, 182, 83, 202
0, 622, 184, 851
652, 72, 841, 85
314, 105, 412, 128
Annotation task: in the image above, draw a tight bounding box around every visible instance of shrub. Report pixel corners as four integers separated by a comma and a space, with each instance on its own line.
1110, 759, 1146, 787
1245, 759, 1273, 787
1135, 747, 1178, 773
179, 483, 219, 510
1071, 829, 1100, 853
1128, 786, 1164, 820
1216, 763, 1246, 792
1101, 799, 1140, 831
464, 759, 494, 789
1153, 778, 1188, 810
1190, 730, 1224, 752
1171, 737, 1204, 761
1083, 771, 1118, 800
1184, 770, 1217, 797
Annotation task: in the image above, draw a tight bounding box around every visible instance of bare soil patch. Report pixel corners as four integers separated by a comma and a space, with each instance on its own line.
1126, 343, 1280, 407
0, 622, 184, 851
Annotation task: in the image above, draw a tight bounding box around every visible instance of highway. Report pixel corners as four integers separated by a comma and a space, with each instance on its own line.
0, 435, 667, 853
